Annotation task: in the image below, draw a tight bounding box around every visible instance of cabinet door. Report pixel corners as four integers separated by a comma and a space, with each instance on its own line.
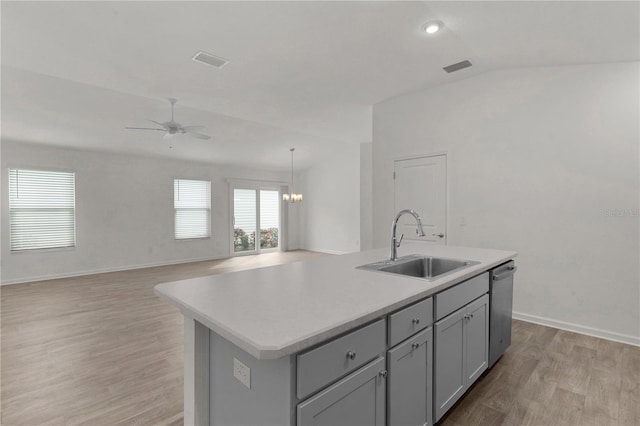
434, 307, 466, 422
297, 357, 385, 426
465, 294, 489, 384
388, 327, 433, 426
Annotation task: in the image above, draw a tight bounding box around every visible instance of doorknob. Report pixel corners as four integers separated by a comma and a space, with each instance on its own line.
432, 233, 445, 238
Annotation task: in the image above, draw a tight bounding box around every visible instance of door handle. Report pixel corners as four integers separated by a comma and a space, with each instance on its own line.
432, 233, 445, 238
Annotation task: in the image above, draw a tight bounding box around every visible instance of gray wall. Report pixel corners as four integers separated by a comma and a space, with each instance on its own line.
298, 143, 362, 254
372, 62, 640, 344
360, 142, 373, 251
1, 141, 292, 284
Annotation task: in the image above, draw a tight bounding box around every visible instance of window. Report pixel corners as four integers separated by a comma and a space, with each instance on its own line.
8, 168, 76, 251
174, 178, 211, 239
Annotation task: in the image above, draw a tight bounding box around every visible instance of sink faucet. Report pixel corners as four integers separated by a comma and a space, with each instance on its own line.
390, 209, 426, 261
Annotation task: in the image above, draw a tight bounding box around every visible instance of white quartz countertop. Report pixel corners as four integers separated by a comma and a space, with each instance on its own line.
154, 243, 516, 360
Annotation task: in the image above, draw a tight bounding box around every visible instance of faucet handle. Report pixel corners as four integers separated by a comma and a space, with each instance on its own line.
396, 234, 404, 247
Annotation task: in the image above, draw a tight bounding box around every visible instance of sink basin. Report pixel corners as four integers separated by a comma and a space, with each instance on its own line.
357, 255, 480, 281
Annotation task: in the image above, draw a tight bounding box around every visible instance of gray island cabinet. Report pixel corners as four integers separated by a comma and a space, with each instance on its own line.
154, 243, 516, 426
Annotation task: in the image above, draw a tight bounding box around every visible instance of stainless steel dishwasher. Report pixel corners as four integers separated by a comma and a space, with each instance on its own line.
488, 260, 516, 368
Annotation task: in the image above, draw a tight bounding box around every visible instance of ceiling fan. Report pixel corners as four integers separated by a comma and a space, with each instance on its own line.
125, 98, 211, 140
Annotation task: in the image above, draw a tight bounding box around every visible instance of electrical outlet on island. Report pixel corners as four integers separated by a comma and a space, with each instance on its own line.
233, 357, 251, 389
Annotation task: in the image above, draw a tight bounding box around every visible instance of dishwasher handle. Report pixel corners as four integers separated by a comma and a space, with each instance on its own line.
492, 265, 517, 281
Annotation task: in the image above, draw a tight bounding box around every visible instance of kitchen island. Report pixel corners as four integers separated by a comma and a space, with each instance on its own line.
155, 243, 516, 426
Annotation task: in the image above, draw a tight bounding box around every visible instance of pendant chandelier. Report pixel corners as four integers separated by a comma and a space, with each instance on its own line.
283, 148, 303, 203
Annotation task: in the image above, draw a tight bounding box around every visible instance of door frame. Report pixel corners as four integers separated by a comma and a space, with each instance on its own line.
392, 151, 449, 245
229, 180, 284, 257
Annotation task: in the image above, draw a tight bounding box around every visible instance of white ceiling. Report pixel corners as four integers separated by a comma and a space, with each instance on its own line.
2, 1, 638, 171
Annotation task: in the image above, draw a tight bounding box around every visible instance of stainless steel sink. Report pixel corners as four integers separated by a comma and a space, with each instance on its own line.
357, 254, 480, 281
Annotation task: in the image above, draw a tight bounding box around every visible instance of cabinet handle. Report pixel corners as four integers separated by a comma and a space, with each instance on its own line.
469, 313, 474, 318
412, 318, 420, 325
463, 314, 470, 320
346, 351, 356, 360
379, 370, 388, 378
411, 342, 420, 349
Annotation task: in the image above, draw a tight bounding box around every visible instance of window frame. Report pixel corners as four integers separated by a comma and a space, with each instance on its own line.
173, 177, 212, 240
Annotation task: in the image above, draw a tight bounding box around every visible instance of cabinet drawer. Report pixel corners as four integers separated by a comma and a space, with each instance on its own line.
435, 273, 489, 320
297, 319, 386, 400
388, 297, 433, 347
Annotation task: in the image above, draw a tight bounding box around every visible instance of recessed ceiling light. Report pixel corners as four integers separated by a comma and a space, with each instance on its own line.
423, 20, 444, 34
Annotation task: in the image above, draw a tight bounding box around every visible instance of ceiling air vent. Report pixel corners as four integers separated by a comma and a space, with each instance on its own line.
192, 51, 229, 69
443, 60, 472, 73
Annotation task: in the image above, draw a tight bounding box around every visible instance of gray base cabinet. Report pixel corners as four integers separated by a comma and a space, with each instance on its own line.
434, 294, 489, 421
465, 296, 489, 384
433, 308, 466, 420
297, 357, 386, 426
187, 270, 505, 426
387, 327, 433, 426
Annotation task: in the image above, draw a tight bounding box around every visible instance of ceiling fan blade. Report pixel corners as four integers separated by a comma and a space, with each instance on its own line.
125, 127, 166, 131
149, 120, 166, 127
182, 125, 210, 139
182, 125, 205, 132
188, 132, 211, 140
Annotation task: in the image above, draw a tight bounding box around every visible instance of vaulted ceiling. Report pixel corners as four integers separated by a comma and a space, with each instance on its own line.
2, 1, 638, 170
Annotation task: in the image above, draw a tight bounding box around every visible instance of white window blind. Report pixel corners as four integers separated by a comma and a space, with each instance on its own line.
9, 169, 76, 251
259, 189, 280, 250
233, 189, 257, 235
259, 190, 279, 230
174, 178, 211, 239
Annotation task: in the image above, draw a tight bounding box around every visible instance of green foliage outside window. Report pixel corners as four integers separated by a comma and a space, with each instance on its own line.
260, 227, 278, 249
234, 227, 278, 251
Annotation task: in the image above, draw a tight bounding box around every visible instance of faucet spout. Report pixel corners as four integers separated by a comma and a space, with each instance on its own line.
390, 209, 426, 261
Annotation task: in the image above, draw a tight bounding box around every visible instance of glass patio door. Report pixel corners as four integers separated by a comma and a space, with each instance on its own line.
232, 187, 280, 255
258, 190, 280, 252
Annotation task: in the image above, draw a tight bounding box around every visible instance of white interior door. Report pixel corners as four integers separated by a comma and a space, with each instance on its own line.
394, 155, 447, 244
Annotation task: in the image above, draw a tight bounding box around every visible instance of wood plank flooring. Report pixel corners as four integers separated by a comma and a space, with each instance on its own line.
2, 251, 639, 426
439, 321, 640, 426
1, 250, 326, 426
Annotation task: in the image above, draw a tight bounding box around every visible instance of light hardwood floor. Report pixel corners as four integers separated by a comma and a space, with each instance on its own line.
2, 251, 639, 426
440, 320, 640, 426
1, 250, 326, 426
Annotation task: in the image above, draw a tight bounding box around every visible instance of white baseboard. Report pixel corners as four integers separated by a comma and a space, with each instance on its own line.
304, 248, 350, 255
513, 311, 640, 347
0, 255, 227, 286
